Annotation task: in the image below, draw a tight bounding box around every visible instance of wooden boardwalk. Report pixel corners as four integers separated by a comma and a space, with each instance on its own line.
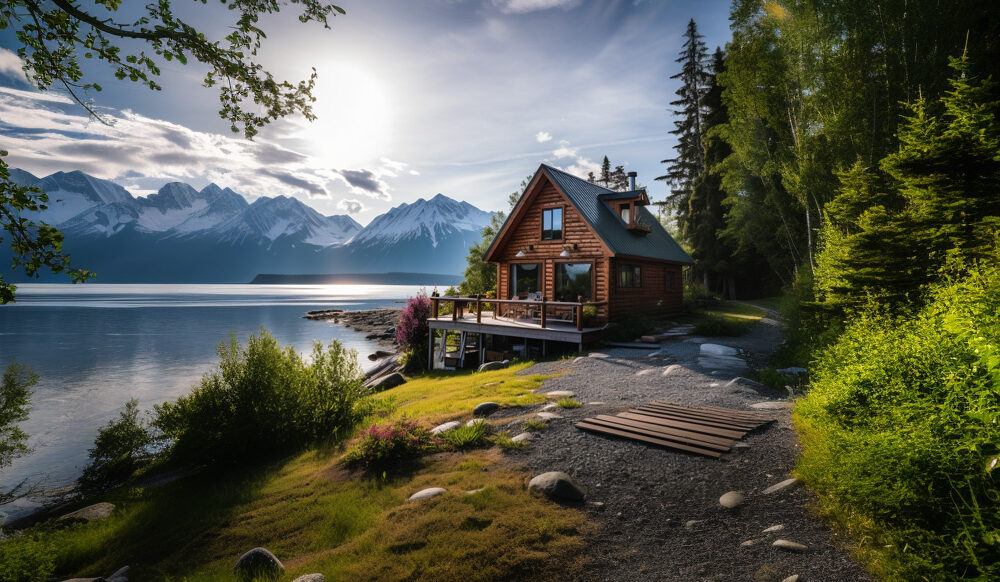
575, 401, 774, 458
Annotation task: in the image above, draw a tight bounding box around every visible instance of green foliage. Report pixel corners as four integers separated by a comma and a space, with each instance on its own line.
795, 260, 1000, 579
78, 398, 154, 493
439, 421, 489, 450
0, 527, 56, 582
556, 397, 580, 409
0, 361, 35, 503
342, 419, 437, 473
603, 313, 654, 342
692, 313, 752, 337
0, 154, 93, 303
460, 181, 521, 296
154, 330, 367, 466
580, 305, 598, 327
0, 1, 344, 301
522, 419, 548, 432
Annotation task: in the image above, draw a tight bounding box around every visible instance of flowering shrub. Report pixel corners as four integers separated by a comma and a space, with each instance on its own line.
343, 419, 438, 472
396, 291, 432, 372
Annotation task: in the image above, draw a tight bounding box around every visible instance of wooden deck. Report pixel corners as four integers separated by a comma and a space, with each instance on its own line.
427, 311, 605, 345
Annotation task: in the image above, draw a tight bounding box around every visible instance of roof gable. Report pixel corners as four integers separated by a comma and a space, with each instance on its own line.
483, 164, 693, 265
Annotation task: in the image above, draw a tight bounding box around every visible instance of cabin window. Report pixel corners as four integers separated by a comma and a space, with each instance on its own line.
619, 264, 642, 288
668, 270, 676, 289
509, 263, 539, 298
541, 207, 563, 240
619, 204, 631, 224
555, 262, 592, 301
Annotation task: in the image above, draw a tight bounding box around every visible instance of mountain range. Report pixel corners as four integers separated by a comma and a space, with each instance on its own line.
6, 169, 493, 282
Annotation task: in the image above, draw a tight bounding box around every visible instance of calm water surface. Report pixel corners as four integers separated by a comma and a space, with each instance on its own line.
0, 283, 426, 519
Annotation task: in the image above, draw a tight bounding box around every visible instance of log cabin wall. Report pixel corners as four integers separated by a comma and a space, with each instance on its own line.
493, 178, 610, 320
607, 257, 684, 320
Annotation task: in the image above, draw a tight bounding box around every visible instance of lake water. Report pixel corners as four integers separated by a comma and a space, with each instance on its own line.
0, 283, 427, 520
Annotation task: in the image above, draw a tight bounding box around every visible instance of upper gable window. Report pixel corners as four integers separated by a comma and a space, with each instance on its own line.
542, 207, 563, 240
619, 204, 631, 224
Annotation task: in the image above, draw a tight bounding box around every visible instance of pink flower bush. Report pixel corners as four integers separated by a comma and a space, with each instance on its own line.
343, 419, 438, 471
396, 292, 431, 349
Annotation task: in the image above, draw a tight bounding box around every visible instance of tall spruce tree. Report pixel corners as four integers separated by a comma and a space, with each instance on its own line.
657, 18, 709, 240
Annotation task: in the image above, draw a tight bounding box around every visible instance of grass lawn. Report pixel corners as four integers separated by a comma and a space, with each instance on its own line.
7, 364, 588, 581
674, 301, 768, 337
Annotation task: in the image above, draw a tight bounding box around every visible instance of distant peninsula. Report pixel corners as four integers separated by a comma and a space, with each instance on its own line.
250, 272, 463, 286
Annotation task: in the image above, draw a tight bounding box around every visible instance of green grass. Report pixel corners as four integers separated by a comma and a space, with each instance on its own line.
522, 419, 548, 432
674, 301, 767, 337
439, 421, 490, 449
4, 363, 588, 581
556, 397, 581, 409
492, 431, 530, 451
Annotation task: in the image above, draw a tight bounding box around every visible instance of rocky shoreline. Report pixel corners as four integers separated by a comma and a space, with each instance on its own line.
304, 307, 401, 354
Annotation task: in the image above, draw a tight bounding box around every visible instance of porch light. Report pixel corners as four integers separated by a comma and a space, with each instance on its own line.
559, 248, 571, 258
515, 250, 526, 257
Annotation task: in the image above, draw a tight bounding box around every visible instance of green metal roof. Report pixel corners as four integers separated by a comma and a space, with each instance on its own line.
540, 164, 693, 264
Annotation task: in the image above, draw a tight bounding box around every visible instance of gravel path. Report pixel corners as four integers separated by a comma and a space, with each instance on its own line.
499, 317, 872, 582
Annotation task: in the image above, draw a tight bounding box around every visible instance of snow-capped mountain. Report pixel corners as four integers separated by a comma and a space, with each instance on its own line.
4, 169, 491, 282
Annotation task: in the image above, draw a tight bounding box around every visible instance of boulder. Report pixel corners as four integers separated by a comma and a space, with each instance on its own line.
430, 421, 461, 435
719, 491, 745, 509
369, 372, 405, 392
234, 547, 284, 582
473, 402, 500, 417
291, 575, 326, 582
409, 487, 447, 502
528, 471, 585, 502
698, 355, 747, 371
478, 360, 509, 372
772, 539, 808, 552
763, 478, 800, 495
511, 432, 533, 443
57, 502, 115, 524
367, 350, 394, 361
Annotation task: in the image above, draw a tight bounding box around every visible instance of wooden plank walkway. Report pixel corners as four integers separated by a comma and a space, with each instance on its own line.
575, 401, 774, 458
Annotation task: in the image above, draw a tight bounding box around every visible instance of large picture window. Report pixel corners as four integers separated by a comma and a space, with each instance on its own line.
619, 264, 641, 288
509, 263, 539, 298
541, 207, 563, 240
555, 262, 592, 301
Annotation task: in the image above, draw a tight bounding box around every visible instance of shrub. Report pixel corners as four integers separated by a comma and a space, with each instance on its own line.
795, 262, 1000, 579
581, 305, 598, 327
556, 397, 581, 409
0, 527, 56, 582
522, 419, 548, 432
440, 421, 489, 450
342, 419, 437, 472
397, 292, 431, 373
154, 330, 367, 466
603, 313, 654, 342
78, 398, 155, 492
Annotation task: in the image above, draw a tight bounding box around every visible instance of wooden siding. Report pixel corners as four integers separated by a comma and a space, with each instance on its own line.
607, 257, 684, 320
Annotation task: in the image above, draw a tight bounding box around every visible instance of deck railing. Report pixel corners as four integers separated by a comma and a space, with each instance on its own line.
429, 295, 607, 331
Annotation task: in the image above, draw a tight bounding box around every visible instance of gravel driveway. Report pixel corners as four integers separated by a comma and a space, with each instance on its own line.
501, 316, 872, 582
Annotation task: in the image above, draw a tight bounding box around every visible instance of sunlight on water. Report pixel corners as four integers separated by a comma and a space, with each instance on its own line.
0, 283, 432, 519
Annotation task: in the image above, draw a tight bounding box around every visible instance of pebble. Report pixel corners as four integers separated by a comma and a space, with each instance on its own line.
588, 501, 605, 510
662, 364, 682, 376
430, 421, 461, 434
718, 491, 745, 509
291, 576, 326, 582
781, 575, 801, 582
409, 487, 447, 502
545, 390, 576, 398
636, 369, 656, 376
740, 539, 757, 547
573, 356, 587, 364
586, 401, 606, 405
511, 432, 533, 443
588, 352, 610, 358
750, 401, 794, 410
762, 524, 785, 533
764, 478, 800, 494
537, 412, 563, 420
772, 539, 808, 552
540, 403, 559, 412
684, 519, 703, 530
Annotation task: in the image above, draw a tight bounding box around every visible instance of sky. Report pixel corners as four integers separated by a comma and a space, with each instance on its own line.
0, 0, 732, 226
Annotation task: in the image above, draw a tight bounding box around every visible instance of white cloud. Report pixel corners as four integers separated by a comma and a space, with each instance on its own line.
494, 0, 578, 14
0, 48, 27, 83
550, 139, 599, 178
535, 131, 552, 143
337, 198, 365, 215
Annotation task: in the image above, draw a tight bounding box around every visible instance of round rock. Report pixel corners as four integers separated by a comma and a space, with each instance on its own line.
764, 477, 800, 494
545, 390, 575, 398
409, 487, 447, 502
473, 402, 500, 417
781, 575, 801, 582
528, 471, 586, 502
719, 491, 745, 509
511, 432, 533, 443
292, 576, 326, 582
234, 547, 284, 582
57, 502, 115, 524
430, 421, 461, 435
536, 412, 563, 420
762, 524, 785, 533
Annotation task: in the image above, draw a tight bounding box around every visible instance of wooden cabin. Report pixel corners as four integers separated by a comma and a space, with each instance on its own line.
482, 163, 692, 322
425, 164, 692, 369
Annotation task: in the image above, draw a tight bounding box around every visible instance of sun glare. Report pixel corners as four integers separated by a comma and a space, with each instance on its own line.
299, 63, 393, 166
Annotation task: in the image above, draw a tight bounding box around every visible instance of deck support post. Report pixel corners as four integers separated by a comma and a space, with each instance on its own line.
476, 294, 482, 324
542, 340, 547, 357
578, 341, 583, 353
576, 296, 583, 331
427, 328, 433, 370
452, 301, 457, 322
432, 297, 439, 319
540, 295, 547, 328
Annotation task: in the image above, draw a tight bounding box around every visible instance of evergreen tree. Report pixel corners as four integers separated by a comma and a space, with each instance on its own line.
610, 165, 630, 191
657, 18, 709, 240
599, 156, 612, 188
